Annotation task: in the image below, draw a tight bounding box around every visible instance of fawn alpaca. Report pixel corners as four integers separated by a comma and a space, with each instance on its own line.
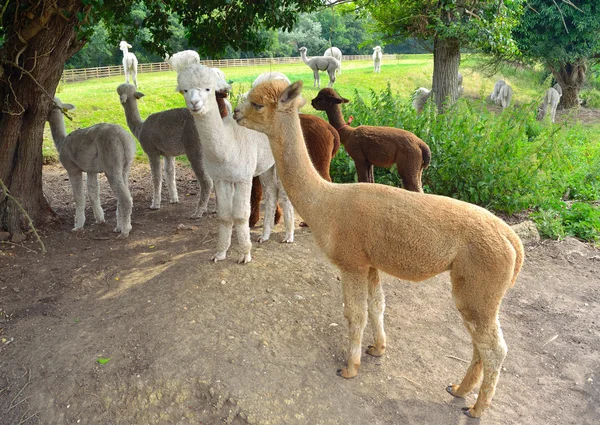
233, 80, 524, 418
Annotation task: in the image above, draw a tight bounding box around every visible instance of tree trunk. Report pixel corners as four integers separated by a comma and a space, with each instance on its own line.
552, 62, 586, 109
0, 3, 84, 233
431, 36, 461, 113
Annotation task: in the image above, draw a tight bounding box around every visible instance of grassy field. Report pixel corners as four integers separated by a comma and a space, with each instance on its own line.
47, 53, 599, 163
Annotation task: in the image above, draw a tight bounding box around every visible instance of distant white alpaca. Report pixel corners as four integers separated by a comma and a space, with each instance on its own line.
372, 46, 382, 73
117, 83, 213, 218
412, 87, 432, 113
176, 64, 294, 264
553, 83, 563, 97
47, 98, 135, 237
324, 47, 343, 75
299, 46, 339, 88
491, 80, 513, 109
537, 87, 561, 123
119, 40, 138, 87
165, 50, 200, 72
457, 71, 464, 96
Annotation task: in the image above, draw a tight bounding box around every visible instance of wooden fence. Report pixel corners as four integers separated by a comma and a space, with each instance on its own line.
60, 54, 397, 83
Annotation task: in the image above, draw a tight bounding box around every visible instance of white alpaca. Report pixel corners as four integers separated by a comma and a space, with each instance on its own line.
491, 80, 513, 109
117, 83, 213, 218
165, 50, 200, 72
299, 46, 339, 88
324, 47, 343, 76
537, 87, 561, 123
239, 71, 291, 104
47, 98, 135, 237
412, 87, 431, 113
372, 46, 382, 73
176, 64, 294, 264
119, 40, 138, 87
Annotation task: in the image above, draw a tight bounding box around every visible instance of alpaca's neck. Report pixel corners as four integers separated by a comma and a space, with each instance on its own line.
267, 113, 329, 223
300, 51, 310, 65
48, 112, 67, 151
123, 99, 144, 137
323, 105, 348, 131
121, 47, 129, 58
192, 102, 232, 164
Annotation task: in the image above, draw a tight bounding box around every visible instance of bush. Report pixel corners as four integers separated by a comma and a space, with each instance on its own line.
331, 85, 600, 242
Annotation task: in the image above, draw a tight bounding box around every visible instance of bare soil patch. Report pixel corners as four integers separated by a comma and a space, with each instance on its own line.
1, 163, 599, 424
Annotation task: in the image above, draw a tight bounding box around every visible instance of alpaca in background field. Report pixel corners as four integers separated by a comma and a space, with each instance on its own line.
412, 72, 463, 113
372, 46, 382, 73
299, 46, 339, 88
119, 40, 138, 87
239, 71, 291, 104
313, 88, 430, 191
490, 80, 513, 109
234, 79, 524, 419
324, 46, 343, 75
537, 86, 561, 123
117, 83, 213, 218
165, 50, 200, 72
47, 98, 135, 237
177, 64, 294, 264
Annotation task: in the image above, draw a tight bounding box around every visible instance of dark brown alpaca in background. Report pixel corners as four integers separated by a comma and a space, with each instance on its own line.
312, 88, 430, 192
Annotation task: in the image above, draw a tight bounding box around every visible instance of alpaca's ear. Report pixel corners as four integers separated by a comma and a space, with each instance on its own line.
341, 97, 350, 104
127, 43, 132, 49
280, 81, 303, 105
134, 91, 145, 100
62, 103, 75, 111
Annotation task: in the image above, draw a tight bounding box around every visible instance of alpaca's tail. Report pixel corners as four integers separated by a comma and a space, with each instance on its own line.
329, 125, 341, 157
505, 229, 524, 288
421, 142, 431, 170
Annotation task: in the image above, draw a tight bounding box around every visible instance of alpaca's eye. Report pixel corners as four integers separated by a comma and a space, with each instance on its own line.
251, 102, 263, 111
183, 89, 188, 93
205, 88, 210, 92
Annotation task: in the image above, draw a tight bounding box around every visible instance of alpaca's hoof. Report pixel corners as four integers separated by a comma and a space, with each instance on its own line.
366, 345, 385, 357
257, 236, 269, 244
190, 211, 204, 219
336, 366, 358, 379
462, 406, 480, 418
169, 198, 179, 204
237, 253, 251, 264
117, 231, 130, 238
281, 236, 294, 244
149, 204, 160, 210
299, 221, 309, 228
95, 219, 106, 225
71, 227, 83, 232
211, 251, 227, 262
446, 384, 464, 398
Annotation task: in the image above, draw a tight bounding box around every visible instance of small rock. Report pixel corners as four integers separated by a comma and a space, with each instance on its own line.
294, 294, 304, 301
11, 233, 26, 243
510, 221, 540, 246
0, 232, 10, 241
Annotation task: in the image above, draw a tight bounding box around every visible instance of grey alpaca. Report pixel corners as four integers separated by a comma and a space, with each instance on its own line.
537, 87, 561, 123
117, 83, 213, 218
299, 46, 339, 88
47, 98, 135, 237
491, 80, 513, 109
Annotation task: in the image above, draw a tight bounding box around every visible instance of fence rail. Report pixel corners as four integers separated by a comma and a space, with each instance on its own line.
60, 54, 397, 83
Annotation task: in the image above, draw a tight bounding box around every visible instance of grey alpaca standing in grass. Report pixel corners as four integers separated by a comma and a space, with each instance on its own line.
324, 46, 343, 75
117, 83, 213, 218
491, 80, 513, 109
299, 46, 339, 88
47, 98, 135, 237
537, 86, 561, 123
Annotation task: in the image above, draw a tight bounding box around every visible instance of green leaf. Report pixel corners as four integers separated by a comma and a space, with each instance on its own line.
96, 357, 111, 364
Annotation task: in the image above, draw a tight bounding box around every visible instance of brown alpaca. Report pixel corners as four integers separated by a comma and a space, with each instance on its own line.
249, 113, 340, 227
312, 88, 430, 191
233, 80, 524, 418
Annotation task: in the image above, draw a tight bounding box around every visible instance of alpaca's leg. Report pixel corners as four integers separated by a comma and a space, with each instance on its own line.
398, 164, 423, 193
355, 161, 370, 183
188, 151, 213, 218
232, 180, 252, 264
337, 269, 369, 379
447, 345, 483, 398
249, 176, 262, 227
106, 173, 133, 237
367, 164, 375, 183
86, 172, 105, 224
213, 180, 234, 262
68, 171, 86, 231
132, 70, 138, 88
148, 155, 163, 209
164, 156, 179, 204
257, 168, 277, 243
277, 184, 294, 243
366, 268, 386, 357
313, 70, 320, 88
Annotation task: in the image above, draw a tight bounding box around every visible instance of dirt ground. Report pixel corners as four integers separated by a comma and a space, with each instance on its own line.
0, 163, 599, 425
